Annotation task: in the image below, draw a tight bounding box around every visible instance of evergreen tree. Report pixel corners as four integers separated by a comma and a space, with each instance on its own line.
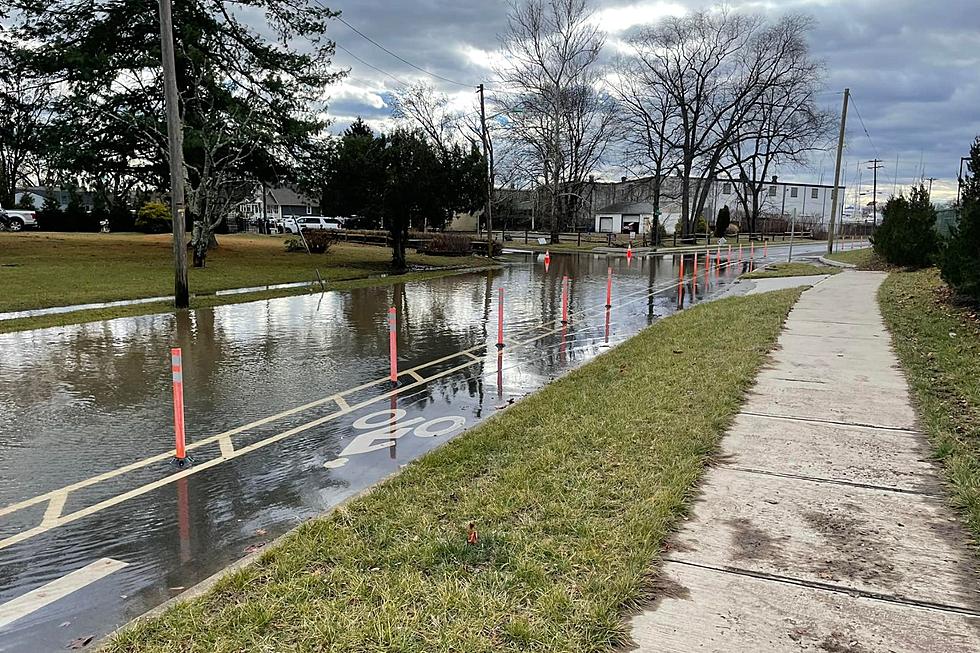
871, 184, 938, 267
940, 136, 980, 303
715, 205, 731, 237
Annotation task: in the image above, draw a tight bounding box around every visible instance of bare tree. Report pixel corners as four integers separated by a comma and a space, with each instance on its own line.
496, 0, 615, 243
725, 72, 834, 233
610, 56, 683, 240
0, 71, 52, 206
627, 10, 823, 237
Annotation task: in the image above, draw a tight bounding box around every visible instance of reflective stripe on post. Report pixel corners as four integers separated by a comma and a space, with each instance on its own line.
171, 348, 186, 461
388, 307, 397, 383
497, 288, 505, 349
561, 275, 570, 324
605, 267, 612, 309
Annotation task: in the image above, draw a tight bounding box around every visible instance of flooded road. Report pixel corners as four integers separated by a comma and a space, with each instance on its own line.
0, 243, 834, 651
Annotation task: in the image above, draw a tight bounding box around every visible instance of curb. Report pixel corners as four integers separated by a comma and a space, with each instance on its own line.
818, 255, 856, 269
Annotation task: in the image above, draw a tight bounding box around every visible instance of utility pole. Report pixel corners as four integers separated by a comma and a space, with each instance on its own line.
158, 0, 188, 308
478, 83, 494, 259
827, 88, 849, 255
958, 156, 970, 205
926, 176, 937, 199
867, 159, 883, 227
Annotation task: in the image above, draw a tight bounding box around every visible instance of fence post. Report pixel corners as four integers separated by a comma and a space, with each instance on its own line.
577, 231, 581, 247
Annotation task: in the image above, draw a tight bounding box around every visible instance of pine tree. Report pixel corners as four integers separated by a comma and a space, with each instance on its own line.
940, 136, 980, 303
871, 185, 938, 267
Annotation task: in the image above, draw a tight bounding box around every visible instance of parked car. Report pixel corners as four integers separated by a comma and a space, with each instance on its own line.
283, 216, 342, 234
0, 207, 39, 231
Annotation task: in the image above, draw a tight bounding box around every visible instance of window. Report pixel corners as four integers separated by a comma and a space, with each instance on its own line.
768, 186, 777, 197
722, 182, 731, 195
598, 216, 614, 233
811, 187, 819, 199
790, 187, 798, 198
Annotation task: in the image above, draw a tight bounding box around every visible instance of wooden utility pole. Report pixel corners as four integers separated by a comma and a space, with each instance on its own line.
827, 88, 849, 255
868, 158, 883, 227
926, 176, 937, 199
478, 83, 494, 259
158, 0, 188, 307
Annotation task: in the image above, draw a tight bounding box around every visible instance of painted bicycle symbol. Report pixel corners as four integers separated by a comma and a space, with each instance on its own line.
323, 409, 466, 469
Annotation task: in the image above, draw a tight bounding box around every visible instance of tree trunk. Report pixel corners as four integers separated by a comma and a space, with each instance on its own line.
391, 216, 408, 272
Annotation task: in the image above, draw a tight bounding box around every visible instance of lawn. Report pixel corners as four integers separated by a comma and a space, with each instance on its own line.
0, 232, 490, 331
105, 287, 803, 652
879, 268, 980, 545
825, 247, 888, 270
742, 261, 840, 279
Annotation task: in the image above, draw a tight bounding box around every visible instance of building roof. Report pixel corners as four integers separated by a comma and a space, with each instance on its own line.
596, 201, 655, 214
266, 186, 317, 207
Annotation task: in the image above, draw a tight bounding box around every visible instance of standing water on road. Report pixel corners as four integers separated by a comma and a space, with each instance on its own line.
0, 245, 823, 650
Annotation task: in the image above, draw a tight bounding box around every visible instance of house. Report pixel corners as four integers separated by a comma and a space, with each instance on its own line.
235, 186, 321, 220
594, 177, 846, 234
14, 187, 96, 211
594, 202, 656, 235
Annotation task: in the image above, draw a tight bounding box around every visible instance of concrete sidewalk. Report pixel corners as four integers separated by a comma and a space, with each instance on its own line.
630, 271, 980, 652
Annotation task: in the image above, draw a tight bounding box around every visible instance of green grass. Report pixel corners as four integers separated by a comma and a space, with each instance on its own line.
0, 232, 490, 332
742, 262, 840, 279
105, 288, 803, 652
825, 247, 887, 270
879, 268, 980, 544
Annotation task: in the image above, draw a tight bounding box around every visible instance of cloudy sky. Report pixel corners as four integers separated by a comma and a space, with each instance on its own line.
320, 0, 979, 203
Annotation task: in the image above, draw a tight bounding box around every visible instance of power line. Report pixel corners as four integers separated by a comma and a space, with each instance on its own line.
335, 16, 474, 89
848, 93, 879, 158
334, 43, 410, 88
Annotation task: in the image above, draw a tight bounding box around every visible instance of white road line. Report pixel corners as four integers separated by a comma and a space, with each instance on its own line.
217, 435, 235, 459
40, 493, 67, 528
407, 370, 425, 383
0, 558, 128, 630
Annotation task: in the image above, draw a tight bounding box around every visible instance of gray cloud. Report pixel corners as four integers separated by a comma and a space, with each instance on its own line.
320, 0, 980, 200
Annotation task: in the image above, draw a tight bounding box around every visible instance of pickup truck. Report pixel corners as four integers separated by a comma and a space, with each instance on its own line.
0, 207, 39, 231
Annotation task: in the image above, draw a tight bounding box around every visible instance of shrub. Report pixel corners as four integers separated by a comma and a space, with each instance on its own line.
135, 201, 172, 234
108, 204, 136, 232
939, 136, 980, 303
871, 185, 938, 267
417, 233, 473, 256
285, 229, 337, 254
715, 206, 731, 237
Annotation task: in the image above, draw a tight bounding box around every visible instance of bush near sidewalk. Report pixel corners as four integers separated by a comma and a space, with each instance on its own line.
939, 136, 980, 304
879, 268, 980, 546
106, 288, 802, 653
871, 184, 939, 267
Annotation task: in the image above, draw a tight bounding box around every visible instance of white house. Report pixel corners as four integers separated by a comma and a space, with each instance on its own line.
594, 202, 656, 234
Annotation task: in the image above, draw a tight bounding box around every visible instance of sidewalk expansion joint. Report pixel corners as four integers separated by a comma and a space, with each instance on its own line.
662, 558, 980, 618
738, 411, 919, 434
723, 465, 944, 498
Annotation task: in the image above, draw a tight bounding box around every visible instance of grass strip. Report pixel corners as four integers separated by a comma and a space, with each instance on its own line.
0, 232, 487, 313
742, 262, 840, 279
106, 288, 803, 653
879, 268, 980, 545
824, 247, 888, 270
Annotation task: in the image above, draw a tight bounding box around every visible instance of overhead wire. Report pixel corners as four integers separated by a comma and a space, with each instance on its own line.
335, 15, 475, 89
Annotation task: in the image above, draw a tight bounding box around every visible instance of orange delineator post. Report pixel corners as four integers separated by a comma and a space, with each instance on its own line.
171, 348, 187, 463
693, 252, 698, 276
738, 244, 743, 264
605, 267, 612, 308
561, 275, 570, 324
388, 307, 398, 383
497, 287, 505, 349
750, 241, 755, 261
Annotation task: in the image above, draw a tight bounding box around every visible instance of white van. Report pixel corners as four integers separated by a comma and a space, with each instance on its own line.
284, 217, 342, 234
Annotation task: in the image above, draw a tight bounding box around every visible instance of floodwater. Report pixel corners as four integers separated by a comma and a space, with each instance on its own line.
0, 243, 831, 651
